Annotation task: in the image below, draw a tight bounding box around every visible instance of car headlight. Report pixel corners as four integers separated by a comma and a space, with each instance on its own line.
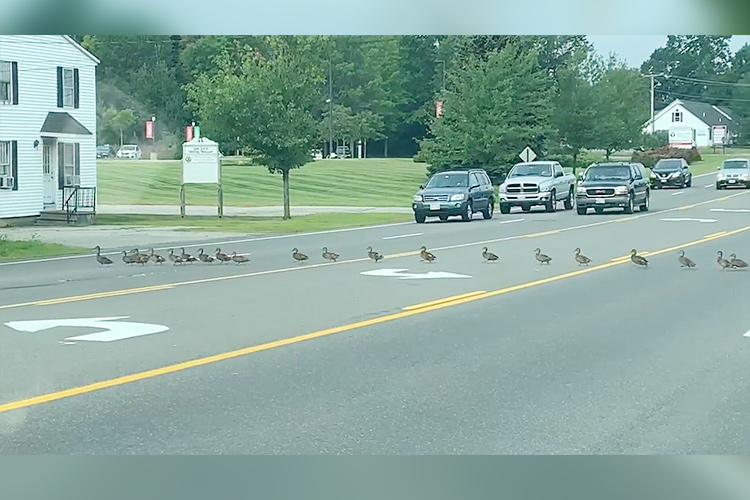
614, 186, 629, 195
576, 186, 587, 195
450, 193, 465, 201
539, 184, 552, 192
413, 194, 423, 202
739, 173, 749, 180
650, 172, 656, 178
669, 171, 681, 178
717, 174, 726, 180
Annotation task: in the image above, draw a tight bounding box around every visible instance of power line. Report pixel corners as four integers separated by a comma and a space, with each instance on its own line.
655, 88, 750, 103
662, 74, 750, 88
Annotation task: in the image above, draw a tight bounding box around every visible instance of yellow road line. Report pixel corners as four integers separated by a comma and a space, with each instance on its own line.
1, 225, 748, 415
1, 191, 748, 311
402, 291, 487, 311
704, 231, 728, 239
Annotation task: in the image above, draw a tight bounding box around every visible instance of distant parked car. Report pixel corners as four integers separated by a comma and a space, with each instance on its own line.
412, 168, 495, 223
649, 158, 692, 189
576, 162, 650, 215
96, 144, 115, 158
335, 146, 351, 158
116, 144, 142, 159
716, 158, 750, 189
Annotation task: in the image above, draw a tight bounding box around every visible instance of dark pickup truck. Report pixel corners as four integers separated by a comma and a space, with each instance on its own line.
575, 162, 650, 215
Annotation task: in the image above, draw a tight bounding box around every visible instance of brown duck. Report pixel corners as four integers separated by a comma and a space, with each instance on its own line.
197, 248, 214, 263
482, 247, 499, 262
367, 246, 384, 262
292, 248, 309, 263
728, 253, 747, 269
677, 250, 696, 269
322, 246, 340, 262
574, 248, 591, 266
717, 251, 734, 270
231, 251, 250, 264
534, 248, 551, 265
630, 249, 648, 268
95, 246, 113, 266
420, 246, 436, 263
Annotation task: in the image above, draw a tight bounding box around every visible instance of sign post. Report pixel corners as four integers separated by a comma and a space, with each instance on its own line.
181, 136, 223, 218
712, 125, 727, 154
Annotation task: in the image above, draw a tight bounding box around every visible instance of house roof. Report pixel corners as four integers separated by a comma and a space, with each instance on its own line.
61, 35, 100, 65
648, 99, 735, 130
40, 112, 92, 135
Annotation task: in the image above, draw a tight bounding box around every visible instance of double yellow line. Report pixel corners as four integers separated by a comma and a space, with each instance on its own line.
1, 225, 748, 415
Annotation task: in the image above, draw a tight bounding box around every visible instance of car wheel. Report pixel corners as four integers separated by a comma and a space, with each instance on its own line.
481, 199, 494, 219
415, 212, 426, 224
563, 187, 574, 210
624, 192, 634, 214
577, 206, 587, 215
686, 176, 692, 187
461, 202, 473, 222
499, 203, 511, 214
716, 183, 722, 190
545, 191, 556, 213
639, 191, 650, 212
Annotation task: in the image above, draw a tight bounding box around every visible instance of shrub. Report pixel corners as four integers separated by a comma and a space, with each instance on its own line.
631, 147, 702, 168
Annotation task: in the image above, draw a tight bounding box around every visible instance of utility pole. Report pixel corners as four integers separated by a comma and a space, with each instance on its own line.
437, 60, 446, 91
328, 56, 333, 158
642, 73, 664, 134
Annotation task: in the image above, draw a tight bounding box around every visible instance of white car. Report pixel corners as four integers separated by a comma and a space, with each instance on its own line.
117, 145, 142, 159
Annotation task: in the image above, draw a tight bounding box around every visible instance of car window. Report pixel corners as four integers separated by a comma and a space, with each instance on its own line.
631, 165, 642, 180
427, 173, 469, 188
469, 173, 480, 186
585, 165, 632, 181
508, 163, 553, 178
653, 159, 683, 171
480, 173, 491, 186
721, 160, 750, 170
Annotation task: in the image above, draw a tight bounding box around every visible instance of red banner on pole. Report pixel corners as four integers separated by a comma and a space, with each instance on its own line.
145, 120, 154, 139
186, 125, 194, 142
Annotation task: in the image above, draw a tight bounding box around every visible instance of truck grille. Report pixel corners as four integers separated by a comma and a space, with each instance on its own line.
506, 183, 539, 194
586, 188, 615, 197
423, 194, 449, 202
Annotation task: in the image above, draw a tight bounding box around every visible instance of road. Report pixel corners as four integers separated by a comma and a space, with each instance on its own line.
1, 174, 749, 454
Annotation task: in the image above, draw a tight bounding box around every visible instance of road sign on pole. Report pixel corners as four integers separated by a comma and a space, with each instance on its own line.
519, 146, 537, 163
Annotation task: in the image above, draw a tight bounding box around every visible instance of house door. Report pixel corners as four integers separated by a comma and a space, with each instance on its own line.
42, 141, 55, 207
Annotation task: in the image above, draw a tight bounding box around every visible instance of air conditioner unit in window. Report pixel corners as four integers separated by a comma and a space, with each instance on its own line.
64, 175, 80, 186
0, 175, 14, 189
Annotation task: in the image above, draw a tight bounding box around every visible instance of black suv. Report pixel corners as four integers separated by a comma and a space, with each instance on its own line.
575, 162, 650, 215
412, 169, 495, 223
649, 158, 692, 189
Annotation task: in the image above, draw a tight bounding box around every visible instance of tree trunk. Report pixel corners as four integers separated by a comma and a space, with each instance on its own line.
282, 168, 291, 220
384, 136, 388, 158
572, 150, 578, 175
605, 149, 611, 161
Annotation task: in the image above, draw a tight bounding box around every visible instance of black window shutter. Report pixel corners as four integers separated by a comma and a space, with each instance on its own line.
58, 143, 65, 189
56, 66, 63, 107
73, 68, 79, 109
74, 143, 80, 182
11, 141, 18, 191
11, 62, 18, 105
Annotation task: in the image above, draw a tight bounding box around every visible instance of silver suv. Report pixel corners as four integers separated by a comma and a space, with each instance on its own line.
716, 158, 750, 189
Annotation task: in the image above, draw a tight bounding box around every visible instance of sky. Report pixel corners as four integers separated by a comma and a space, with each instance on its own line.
586, 35, 750, 68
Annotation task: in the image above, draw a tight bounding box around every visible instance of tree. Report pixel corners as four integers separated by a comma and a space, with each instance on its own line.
731, 72, 750, 145
99, 107, 137, 147
417, 43, 554, 182
186, 40, 324, 219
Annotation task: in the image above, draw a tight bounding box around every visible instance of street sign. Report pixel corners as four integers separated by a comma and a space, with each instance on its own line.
4, 316, 169, 342
712, 125, 727, 145
361, 268, 471, 280
519, 146, 537, 163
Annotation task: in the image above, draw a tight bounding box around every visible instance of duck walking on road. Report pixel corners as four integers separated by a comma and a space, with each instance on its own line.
630, 249, 648, 268
215, 248, 231, 263
122, 250, 138, 265
322, 246, 340, 262
292, 248, 308, 264
197, 248, 214, 263
728, 253, 748, 269
574, 248, 591, 266
717, 251, 734, 270
95, 246, 113, 266
420, 246, 436, 263
367, 246, 384, 262
482, 247, 499, 263
231, 251, 250, 264
534, 248, 552, 265
677, 250, 696, 269
150, 248, 166, 264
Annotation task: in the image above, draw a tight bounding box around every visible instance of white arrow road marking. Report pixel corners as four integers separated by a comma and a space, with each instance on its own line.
711, 208, 750, 213
382, 232, 423, 240
4, 316, 169, 342
745, 330, 750, 338
660, 218, 718, 223
499, 218, 524, 224
361, 268, 472, 279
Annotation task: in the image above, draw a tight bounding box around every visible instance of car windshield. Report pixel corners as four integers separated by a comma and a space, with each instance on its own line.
721, 160, 749, 170
508, 164, 552, 177
426, 173, 469, 188
122, 146, 137, 151
653, 160, 682, 171
585, 166, 631, 181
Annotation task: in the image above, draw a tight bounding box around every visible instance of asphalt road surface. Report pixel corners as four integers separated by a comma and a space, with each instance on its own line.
1, 174, 749, 454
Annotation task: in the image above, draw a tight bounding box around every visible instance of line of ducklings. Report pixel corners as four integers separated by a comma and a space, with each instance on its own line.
94, 246, 250, 266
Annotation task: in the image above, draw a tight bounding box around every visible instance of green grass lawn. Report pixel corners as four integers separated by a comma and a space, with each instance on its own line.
95, 212, 412, 234
97, 158, 427, 207
0, 235, 87, 262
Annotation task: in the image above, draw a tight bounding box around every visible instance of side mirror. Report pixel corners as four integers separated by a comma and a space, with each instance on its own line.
419, 184, 424, 189
717, 166, 721, 170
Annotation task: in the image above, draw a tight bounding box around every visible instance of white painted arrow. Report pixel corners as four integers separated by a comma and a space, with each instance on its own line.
4, 316, 169, 342
660, 218, 717, 223
711, 208, 750, 213
360, 268, 471, 280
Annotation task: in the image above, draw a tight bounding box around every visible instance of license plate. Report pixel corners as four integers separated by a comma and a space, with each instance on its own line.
595, 198, 606, 204
660, 179, 667, 182
430, 203, 441, 210
729, 179, 736, 183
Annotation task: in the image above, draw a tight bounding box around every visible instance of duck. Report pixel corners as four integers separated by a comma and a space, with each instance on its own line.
94, 246, 113, 266
630, 249, 648, 268
574, 248, 591, 266
482, 247, 499, 262
717, 251, 734, 270
197, 248, 214, 263
231, 251, 250, 264
728, 253, 748, 269
168, 249, 180, 263
292, 248, 308, 263
133, 249, 150, 265
677, 250, 696, 269
122, 250, 138, 265
215, 248, 232, 263
534, 248, 551, 265
150, 248, 166, 264
420, 246, 436, 263
366, 246, 384, 262
322, 246, 340, 262
181, 247, 197, 263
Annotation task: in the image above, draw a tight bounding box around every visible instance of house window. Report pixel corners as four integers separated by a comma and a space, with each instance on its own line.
0, 61, 12, 104
672, 110, 682, 123
0, 141, 10, 176
62, 143, 77, 184
62, 68, 75, 107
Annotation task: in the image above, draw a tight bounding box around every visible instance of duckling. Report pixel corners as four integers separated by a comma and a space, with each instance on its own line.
677, 250, 696, 269
717, 251, 733, 270
366, 246, 384, 262
728, 253, 748, 269
482, 247, 499, 262
292, 248, 308, 263
322, 246, 340, 262
150, 248, 166, 264
574, 248, 591, 266
534, 248, 551, 265
197, 248, 214, 263
215, 248, 231, 263
135, 252, 150, 265
630, 249, 648, 268
122, 250, 138, 265
231, 251, 250, 264
420, 246, 436, 263
95, 246, 113, 266
168, 249, 179, 263
181, 247, 197, 263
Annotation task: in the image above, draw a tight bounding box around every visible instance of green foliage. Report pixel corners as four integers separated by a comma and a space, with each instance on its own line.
631, 147, 702, 167
639, 131, 669, 150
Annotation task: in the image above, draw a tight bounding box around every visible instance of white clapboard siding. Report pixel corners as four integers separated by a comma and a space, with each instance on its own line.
0, 35, 98, 219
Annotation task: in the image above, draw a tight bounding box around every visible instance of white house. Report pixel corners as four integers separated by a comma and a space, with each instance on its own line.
643, 98, 735, 148
0, 35, 99, 223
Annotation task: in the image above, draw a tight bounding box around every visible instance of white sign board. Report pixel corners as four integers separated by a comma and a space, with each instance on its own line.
712, 126, 727, 145
182, 137, 220, 184
668, 127, 694, 149
519, 146, 537, 163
